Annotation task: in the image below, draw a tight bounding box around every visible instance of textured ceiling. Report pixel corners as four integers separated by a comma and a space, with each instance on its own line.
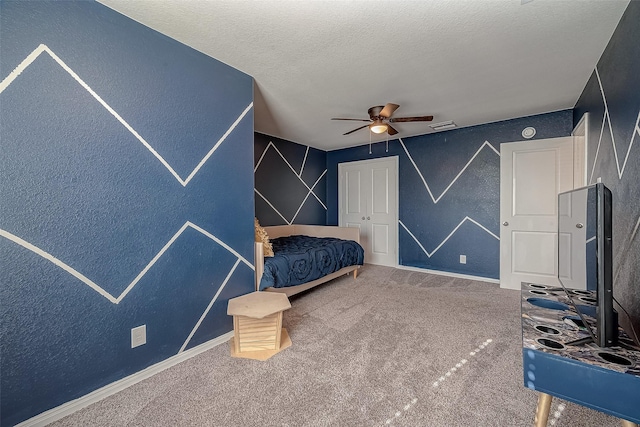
97, 0, 629, 151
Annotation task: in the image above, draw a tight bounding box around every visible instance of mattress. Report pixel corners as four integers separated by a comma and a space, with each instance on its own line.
258, 235, 364, 290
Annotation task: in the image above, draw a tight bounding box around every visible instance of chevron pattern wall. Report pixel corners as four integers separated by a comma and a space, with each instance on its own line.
574, 1, 640, 342
0, 3, 254, 425
327, 110, 573, 279
254, 132, 327, 226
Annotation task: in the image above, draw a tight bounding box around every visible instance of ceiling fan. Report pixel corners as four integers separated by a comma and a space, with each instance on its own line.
331, 103, 433, 136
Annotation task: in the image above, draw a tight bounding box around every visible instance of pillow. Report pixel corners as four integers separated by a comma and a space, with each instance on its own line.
254, 218, 274, 257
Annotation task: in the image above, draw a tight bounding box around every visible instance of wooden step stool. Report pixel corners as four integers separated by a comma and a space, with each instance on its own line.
227, 291, 292, 361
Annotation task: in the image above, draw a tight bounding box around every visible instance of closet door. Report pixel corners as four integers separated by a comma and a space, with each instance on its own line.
339, 157, 398, 266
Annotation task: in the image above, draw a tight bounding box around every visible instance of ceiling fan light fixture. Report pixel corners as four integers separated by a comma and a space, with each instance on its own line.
370, 120, 388, 134
334, 103, 433, 136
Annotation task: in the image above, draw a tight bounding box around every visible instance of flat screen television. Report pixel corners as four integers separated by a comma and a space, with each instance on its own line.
557, 182, 617, 347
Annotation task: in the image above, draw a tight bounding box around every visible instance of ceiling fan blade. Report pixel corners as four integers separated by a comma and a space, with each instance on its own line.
386, 125, 398, 135
343, 124, 369, 135
379, 103, 400, 118
389, 115, 434, 123
331, 117, 370, 122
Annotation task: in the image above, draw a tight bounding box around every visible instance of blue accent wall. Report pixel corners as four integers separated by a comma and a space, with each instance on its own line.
574, 1, 640, 341
254, 133, 327, 226
0, 2, 254, 425
327, 111, 573, 279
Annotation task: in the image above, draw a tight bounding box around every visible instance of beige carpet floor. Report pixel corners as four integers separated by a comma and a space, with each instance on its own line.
51, 265, 621, 426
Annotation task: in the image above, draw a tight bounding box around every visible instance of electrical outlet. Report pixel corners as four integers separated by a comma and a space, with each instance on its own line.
131, 325, 146, 348
460, 255, 467, 264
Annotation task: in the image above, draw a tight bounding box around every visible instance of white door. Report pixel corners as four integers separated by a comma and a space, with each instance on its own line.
339, 157, 398, 266
557, 188, 588, 290
500, 137, 574, 290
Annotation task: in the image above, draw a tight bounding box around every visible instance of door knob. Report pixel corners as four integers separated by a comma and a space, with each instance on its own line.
362, 217, 365, 220
367, 216, 370, 220
502, 221, 509, 226
576, 223, 584, 229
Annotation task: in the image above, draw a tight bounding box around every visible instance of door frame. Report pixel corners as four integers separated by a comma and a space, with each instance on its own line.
572, 112, 589, 187
338, 156, 399, 267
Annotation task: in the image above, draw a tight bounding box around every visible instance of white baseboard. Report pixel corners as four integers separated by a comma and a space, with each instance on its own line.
17, 331, 234, 427
396, 264, 499, 284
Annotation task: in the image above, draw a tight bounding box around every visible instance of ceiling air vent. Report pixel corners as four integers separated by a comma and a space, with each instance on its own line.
429, 120, 456, 131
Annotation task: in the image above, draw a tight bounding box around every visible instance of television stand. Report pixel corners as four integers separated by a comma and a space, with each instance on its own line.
534, 392, 637, 427
521, 282, 640, 426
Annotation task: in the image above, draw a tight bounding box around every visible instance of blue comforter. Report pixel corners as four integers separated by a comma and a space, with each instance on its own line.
259, 235, 364, 290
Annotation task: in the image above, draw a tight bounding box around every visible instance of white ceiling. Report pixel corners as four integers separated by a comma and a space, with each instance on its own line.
98, 0, 629, 151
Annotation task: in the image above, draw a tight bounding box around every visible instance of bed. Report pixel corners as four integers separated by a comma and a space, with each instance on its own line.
254, 225, 364, 297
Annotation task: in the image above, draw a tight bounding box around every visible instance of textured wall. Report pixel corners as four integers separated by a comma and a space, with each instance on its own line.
0, 2, 254, 425
254, 132, 327, 226
573, 1, 640, 341
327, 111, 573, 279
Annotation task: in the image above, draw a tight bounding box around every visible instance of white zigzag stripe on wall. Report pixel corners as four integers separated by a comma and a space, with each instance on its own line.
255, 168, 326, 225
0, 44, 252, 187
399, 138, 500, 204
255, 141, 327, 209
0, 222, 253, 305
400, 217, 499, 259
179, 258, 240, 353
589, 67, 639, 183
291, 170, 327, 223
255, 141, 327, 224
255, 189, 289, 224
397, 137, 500, 257
300, 146, 310, 176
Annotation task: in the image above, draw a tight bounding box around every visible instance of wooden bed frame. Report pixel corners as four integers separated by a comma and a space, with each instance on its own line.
255, 225, 361, 297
